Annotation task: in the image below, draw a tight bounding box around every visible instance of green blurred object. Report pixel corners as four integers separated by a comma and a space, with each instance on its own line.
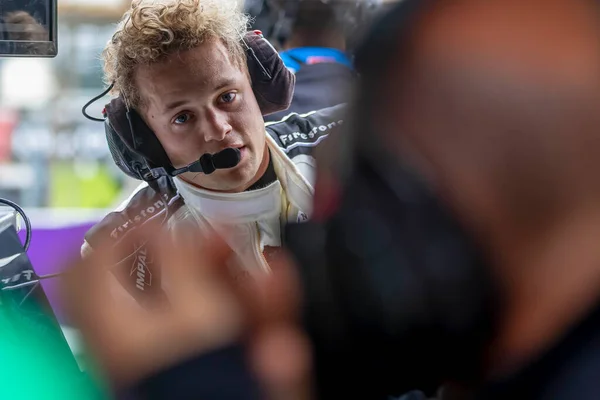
0, 290, 110, 399
50, 161, 121, 208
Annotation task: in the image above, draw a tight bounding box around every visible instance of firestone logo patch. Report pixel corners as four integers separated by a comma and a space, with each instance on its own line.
131, 244, 153, 291
279, 119, 344, 148
110, 194, 169, 240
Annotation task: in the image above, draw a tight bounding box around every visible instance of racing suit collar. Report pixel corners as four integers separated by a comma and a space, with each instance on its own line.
173, 134, 313, 223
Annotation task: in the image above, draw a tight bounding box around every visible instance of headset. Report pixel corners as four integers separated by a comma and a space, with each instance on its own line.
82, 30, 296, 189
283, 1, 501, 398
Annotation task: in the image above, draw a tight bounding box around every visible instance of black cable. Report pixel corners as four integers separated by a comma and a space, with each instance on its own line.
1, 272, 67, 292
0, 198, 32, 252
82, 83, 114, 122
36, 271, 65, 280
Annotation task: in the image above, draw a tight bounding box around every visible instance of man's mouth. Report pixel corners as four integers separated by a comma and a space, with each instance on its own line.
215, 144, 244, 152
237, 146, 247, 161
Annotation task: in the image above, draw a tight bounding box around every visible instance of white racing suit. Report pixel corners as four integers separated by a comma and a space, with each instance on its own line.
82, 104, 346, 306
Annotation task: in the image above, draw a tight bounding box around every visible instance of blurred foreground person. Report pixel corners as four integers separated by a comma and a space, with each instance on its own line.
394, 1, 600, 398
291, 0, 600, 398
66, 0, 600, 400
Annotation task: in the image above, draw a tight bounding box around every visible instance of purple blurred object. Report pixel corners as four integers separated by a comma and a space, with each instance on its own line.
19, 222, 96, 324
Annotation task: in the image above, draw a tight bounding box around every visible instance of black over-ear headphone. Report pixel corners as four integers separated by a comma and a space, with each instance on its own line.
283, 1, 501, 398
83, 30, 296, 184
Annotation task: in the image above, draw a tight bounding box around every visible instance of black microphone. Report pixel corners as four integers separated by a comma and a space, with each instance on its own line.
171, 147, 241, 177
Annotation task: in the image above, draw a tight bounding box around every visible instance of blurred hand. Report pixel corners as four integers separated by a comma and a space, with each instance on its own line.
60, 227, 243, 385
59, 225, 313, 400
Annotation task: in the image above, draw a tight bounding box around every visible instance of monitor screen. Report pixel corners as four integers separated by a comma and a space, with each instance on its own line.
0, 0, 57, 57
0, 213, 80, 374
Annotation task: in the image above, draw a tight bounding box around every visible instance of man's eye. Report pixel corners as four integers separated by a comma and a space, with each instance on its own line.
220, 92, 237, 104
174, 113, 190, 125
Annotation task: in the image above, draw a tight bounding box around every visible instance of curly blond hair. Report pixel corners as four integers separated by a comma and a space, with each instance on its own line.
102, 0, 250, 108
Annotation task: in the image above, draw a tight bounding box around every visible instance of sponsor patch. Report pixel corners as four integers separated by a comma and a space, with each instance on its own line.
131, 244, 153, 291
278, 119, 343, 150
297, 211, 309, 223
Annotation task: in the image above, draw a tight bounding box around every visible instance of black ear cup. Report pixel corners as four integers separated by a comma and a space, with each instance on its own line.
244, 30, 295, 115
105, 119, 148, 180
103, 97, 175, 181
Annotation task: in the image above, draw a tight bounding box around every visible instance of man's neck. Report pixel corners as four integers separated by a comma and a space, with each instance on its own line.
241, 143, 272, 191
486, 210, 600, 378
246, 149, 275, 191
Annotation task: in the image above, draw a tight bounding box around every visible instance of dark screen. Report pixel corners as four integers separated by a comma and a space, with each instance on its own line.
0, 0, 52, 42
0, 222, 80, 373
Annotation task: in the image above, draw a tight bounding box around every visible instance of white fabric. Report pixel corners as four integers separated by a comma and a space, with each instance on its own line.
166, 134, 314, 276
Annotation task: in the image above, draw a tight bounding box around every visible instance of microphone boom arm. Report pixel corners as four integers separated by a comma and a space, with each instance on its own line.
147, 148, 241, 180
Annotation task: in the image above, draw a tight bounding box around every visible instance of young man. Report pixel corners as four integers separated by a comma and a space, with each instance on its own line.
82, 0, 344, 301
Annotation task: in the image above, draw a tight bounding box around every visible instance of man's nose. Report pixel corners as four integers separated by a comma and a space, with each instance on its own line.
203, 110, 232, 142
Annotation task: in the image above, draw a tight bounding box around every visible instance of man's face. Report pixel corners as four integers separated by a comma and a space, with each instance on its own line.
135, 38, 268, 192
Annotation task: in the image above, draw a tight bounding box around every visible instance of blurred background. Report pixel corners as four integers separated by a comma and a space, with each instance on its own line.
0, 0, 398, 364
0, 0, 142, 365
1, 0, 129, 212
0, 0, 398, 283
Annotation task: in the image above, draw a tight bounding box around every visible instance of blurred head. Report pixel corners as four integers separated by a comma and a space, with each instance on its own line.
287, 1, 600, 395
102, 0, 268, 193
284, 0, 345, 50
376, 0, 600, 371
